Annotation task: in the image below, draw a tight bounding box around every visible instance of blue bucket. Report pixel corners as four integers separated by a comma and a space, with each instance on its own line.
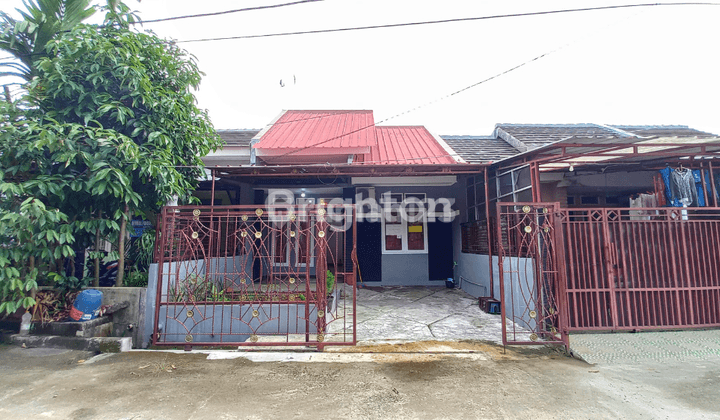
69, 289, 103, 321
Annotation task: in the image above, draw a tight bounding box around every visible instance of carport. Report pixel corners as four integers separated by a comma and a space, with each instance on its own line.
349, 286, 505, 344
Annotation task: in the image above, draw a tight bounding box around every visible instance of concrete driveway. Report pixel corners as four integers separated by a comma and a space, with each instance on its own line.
569, 329, 720, 365
353, 286, 505, 344
566, 329, 720, 418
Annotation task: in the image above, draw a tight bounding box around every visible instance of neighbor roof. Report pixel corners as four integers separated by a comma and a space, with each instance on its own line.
495, 123, 633, 151
489, 124, 720, 169
217, 129, 261, 147
441, 135, 520, 164
609, 125, 717, 138
440, 123, 720, 169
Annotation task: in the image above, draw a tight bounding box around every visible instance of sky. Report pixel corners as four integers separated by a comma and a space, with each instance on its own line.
1, 0, 719, 136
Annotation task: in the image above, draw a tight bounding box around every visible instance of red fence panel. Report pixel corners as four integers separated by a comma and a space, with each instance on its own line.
152, 204, 356, 350
560, 207, 720, 331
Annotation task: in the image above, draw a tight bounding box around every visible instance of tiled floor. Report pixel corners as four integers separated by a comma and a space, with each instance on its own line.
347, 286, 505, 344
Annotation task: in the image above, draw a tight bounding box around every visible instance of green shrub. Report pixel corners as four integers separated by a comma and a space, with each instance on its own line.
124, 270, 148, 288
326, 270, 335, 294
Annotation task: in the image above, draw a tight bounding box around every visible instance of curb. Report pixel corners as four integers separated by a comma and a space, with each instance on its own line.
10, 334, 132, 353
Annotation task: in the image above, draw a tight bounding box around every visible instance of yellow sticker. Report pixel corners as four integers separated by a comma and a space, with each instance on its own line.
408, 226, 423, 233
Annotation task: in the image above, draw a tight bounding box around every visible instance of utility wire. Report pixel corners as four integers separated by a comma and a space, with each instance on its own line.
2, 2, 716, 163
268, 5, 649, 160
3, 2, 718, 57
177, 2, 720, 43
140, 0, 324, 24
268, 48, 579, 159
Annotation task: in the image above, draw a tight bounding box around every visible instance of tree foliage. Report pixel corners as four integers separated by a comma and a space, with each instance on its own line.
0, 196, 74, 314
32, 23, 221, 211
0, 10, 221, 310
0, 0, 96, 81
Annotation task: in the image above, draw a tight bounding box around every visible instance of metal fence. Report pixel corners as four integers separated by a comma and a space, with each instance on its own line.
152, 204, 356, 350
496, 203, 569, 349
560, 207, 720, 331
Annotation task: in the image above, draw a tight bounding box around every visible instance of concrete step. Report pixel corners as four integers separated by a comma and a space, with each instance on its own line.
11, 334, 132, 353
31, 316, 113, 338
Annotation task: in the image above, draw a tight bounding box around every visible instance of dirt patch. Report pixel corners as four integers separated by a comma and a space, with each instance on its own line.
1, 344, 716, 419
332, 340, 569, 361
0, 345, 94, 370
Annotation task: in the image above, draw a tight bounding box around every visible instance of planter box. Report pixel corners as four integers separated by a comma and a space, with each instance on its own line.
156, 301, 325, 344
90, 287, 147, 348
144, 262, 341, 347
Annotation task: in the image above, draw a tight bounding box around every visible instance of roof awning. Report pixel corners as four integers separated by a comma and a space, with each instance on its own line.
494, 135, 720, 171
206, 163, 483, 178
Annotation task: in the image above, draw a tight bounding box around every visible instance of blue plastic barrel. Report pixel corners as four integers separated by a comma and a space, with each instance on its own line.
69, 289, 103, 321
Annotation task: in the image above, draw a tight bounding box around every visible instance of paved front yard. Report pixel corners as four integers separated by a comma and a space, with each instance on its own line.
353, 286, 504, 343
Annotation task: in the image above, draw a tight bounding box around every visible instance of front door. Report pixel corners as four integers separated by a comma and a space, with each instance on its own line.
428, 220, 453, 280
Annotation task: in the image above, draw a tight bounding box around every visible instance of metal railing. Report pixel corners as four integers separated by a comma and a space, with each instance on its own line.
152, 204, 357, 349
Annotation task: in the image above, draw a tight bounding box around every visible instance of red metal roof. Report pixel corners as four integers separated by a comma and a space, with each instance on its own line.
364, 126, 459, 165
253, 110, 376, 155
252, 110, 460, 166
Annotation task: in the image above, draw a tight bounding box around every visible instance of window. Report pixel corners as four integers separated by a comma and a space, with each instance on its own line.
580, 196, 599, 205
496, 165, 532, 203
465, 175, 487, 223
381, 193, 428, 254
461, 220, 489, 255
462, 167, 534, 256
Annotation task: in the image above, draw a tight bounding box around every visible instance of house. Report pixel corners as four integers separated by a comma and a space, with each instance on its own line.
147, 110, 479, 349
199, 110, 479, 285
148, 115, 720, 349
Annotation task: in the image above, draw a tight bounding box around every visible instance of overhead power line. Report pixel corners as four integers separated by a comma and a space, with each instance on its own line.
3, 2, 718, 57
269, 47, 567, 159
269, 6, 649, 160
177, 2, 720, 43
140, 0, 324, 24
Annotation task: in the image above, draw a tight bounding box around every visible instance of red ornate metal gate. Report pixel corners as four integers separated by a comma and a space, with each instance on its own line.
152, 204, 356, 349
496, 203, 569, 349
560, 207, 720, 331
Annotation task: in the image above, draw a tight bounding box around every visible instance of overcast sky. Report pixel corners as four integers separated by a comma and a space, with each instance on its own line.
1, 0, 719, 136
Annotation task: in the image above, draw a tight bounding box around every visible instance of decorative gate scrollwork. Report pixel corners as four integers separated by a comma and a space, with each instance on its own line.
496, 203, 568, 349
152, 204, 357, 349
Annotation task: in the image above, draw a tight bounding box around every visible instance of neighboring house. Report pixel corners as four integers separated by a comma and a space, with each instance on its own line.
196, 129, 260, 205
446, 123, 720, 336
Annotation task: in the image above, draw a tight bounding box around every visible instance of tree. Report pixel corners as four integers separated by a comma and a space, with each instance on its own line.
0, 11, 221, 307
32, 23, 221, 213
30, 22, 221, 284
0, 0, 96, 81
0, 99, 142, 310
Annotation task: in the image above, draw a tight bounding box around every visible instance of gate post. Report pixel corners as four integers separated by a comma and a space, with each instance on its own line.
552, 205, 570, 350
602, 209, 620, 330
496, 203, 508, 346
152, 206, 169, 346
497, 202, 568, 348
